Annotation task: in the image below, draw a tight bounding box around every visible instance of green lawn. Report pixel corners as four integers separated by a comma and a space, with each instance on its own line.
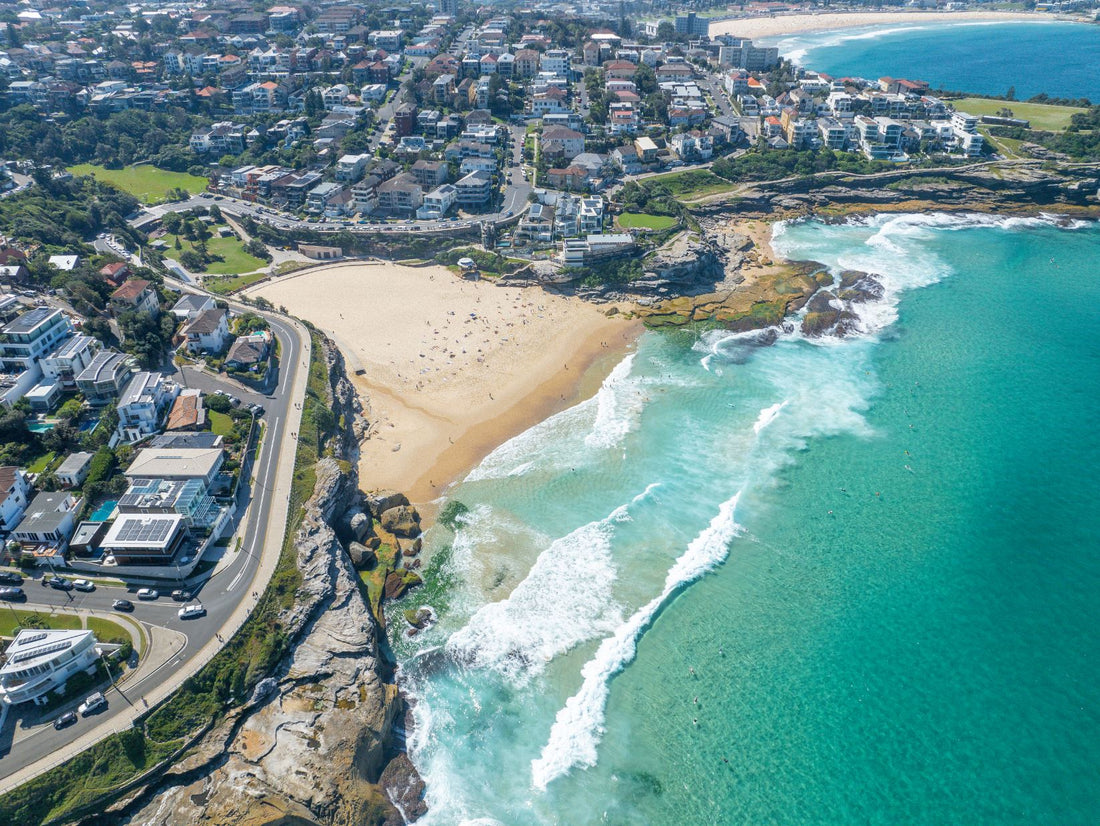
953, 98, 1086, 132
27, 451, 56, 474
162, 228, 268, 276
642, 169, 736, 200
0, 610, 82, 638
208, 410, 234, 436
203, 271, 269, 294
617, 212, 679, 231
68, 164, 208, 204
85, 617, 130, 645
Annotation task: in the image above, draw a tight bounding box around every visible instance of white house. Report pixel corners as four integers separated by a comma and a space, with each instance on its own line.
169, 294, 216, 322
0, 465, 32, 532
0, 629, 102, 706
55, 451, 94, 489
41, 335, 99, 390
335, 153, 371, 182
116, 372, 180, 443
11, 491, 80, 560
182, 308, 230, 355
416, 184, 458, 220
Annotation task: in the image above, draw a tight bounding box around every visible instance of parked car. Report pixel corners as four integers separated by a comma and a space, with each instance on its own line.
53, 711, 77, 729
0, 586, 25, 601
229, 396, 242, 407
170, 589, 192, 602
0, 571, 24, 585
78, 692, 106, 716
73, 579, 95, 592
136, 588, 158, 600
112, 598, 134, 612
48, 577, 74, 591
178, 604, 206, 620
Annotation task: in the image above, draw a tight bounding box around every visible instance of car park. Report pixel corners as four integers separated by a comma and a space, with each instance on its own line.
73, 579, 95, 592
178, 604, 206, 619
53, 711, 77, 729
136, 588, 159, 600
78, 692, 106, 716
113, 598, 134, 611
0, 571, 23, 585
0, 586, 25, 601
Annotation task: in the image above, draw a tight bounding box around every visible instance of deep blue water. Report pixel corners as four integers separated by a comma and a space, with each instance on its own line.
396, 215, 1100, 825
769, 21, 1100, 100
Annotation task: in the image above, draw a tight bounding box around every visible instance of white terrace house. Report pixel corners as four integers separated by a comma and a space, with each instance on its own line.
0, 629, 103, 706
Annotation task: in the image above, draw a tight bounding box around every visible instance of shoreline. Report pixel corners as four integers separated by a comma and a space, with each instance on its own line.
251, 262, 640, 509
709, 10, 1072, 40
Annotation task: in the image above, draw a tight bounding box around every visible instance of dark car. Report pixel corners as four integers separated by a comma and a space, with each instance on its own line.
0, 571, 23, 585
112, 599, 135, 612
48, 577, 74, 591
0, 586, 24, 601
170, 589, 192, 602
53, 711, 77, 730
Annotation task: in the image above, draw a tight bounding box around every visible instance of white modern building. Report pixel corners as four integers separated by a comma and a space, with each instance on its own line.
116, 372, 180, 444
101, 513, 188, 565
416, 184, 457, 220
41, 334, 99, 390
0, 629, 102, 706
0, 308, 74, 373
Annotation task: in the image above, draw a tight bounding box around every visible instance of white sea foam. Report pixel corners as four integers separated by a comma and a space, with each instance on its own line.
584, 353, 643, 450
444, 485, 658, 685
464, 352, 641, 481
753, 400, 788, 434
530, 491, 744, 789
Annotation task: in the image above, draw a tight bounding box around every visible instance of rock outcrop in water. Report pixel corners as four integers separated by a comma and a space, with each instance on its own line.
112, 340, 425, 826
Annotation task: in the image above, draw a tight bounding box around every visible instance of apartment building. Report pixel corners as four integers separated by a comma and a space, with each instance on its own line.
116, 371, 179, 443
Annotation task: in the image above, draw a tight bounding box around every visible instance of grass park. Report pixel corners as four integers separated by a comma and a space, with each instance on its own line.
640, 169, 736, 200
952, 98, 1086, 132
161, 227, 267, 276
68, 164, 208, 204
617, 213, 680, 231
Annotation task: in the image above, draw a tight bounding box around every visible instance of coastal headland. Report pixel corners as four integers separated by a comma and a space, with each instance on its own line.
252, 262, 639, 507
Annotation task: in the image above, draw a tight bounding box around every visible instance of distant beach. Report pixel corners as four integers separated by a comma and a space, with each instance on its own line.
710, 10, 1052, 40
252, 262, 638, 505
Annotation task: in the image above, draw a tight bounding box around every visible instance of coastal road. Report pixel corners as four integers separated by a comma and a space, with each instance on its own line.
0, 303, 309, 791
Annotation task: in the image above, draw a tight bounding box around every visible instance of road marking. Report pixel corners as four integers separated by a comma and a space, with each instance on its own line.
226, 415, 280, 593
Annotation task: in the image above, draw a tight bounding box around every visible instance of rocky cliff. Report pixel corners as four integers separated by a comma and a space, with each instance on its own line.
110, 339, 424, 826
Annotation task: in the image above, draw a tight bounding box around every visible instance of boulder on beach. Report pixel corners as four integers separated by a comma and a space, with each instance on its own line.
366, 490, 409, 519
398, 537, 422, 557
384, 569, 424, 600
347, 541, 377, 570
381, 505, 421, 538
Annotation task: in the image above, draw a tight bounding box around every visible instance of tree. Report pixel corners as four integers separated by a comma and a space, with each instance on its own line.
1006, 86, 1016, 101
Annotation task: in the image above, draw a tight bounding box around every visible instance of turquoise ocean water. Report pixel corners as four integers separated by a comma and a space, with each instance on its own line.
394, 215, 1100, 824
764, 21, 1100, 100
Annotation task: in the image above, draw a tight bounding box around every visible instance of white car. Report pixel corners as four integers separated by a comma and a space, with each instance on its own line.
178, 603, 206, 619
73, 579, 95, 592
136, 588, 159, 600
78, 692, 106, 716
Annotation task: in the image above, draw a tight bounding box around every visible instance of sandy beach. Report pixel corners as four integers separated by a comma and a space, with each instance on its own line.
252, 262, 638, 505
709, 10, 1053, 40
